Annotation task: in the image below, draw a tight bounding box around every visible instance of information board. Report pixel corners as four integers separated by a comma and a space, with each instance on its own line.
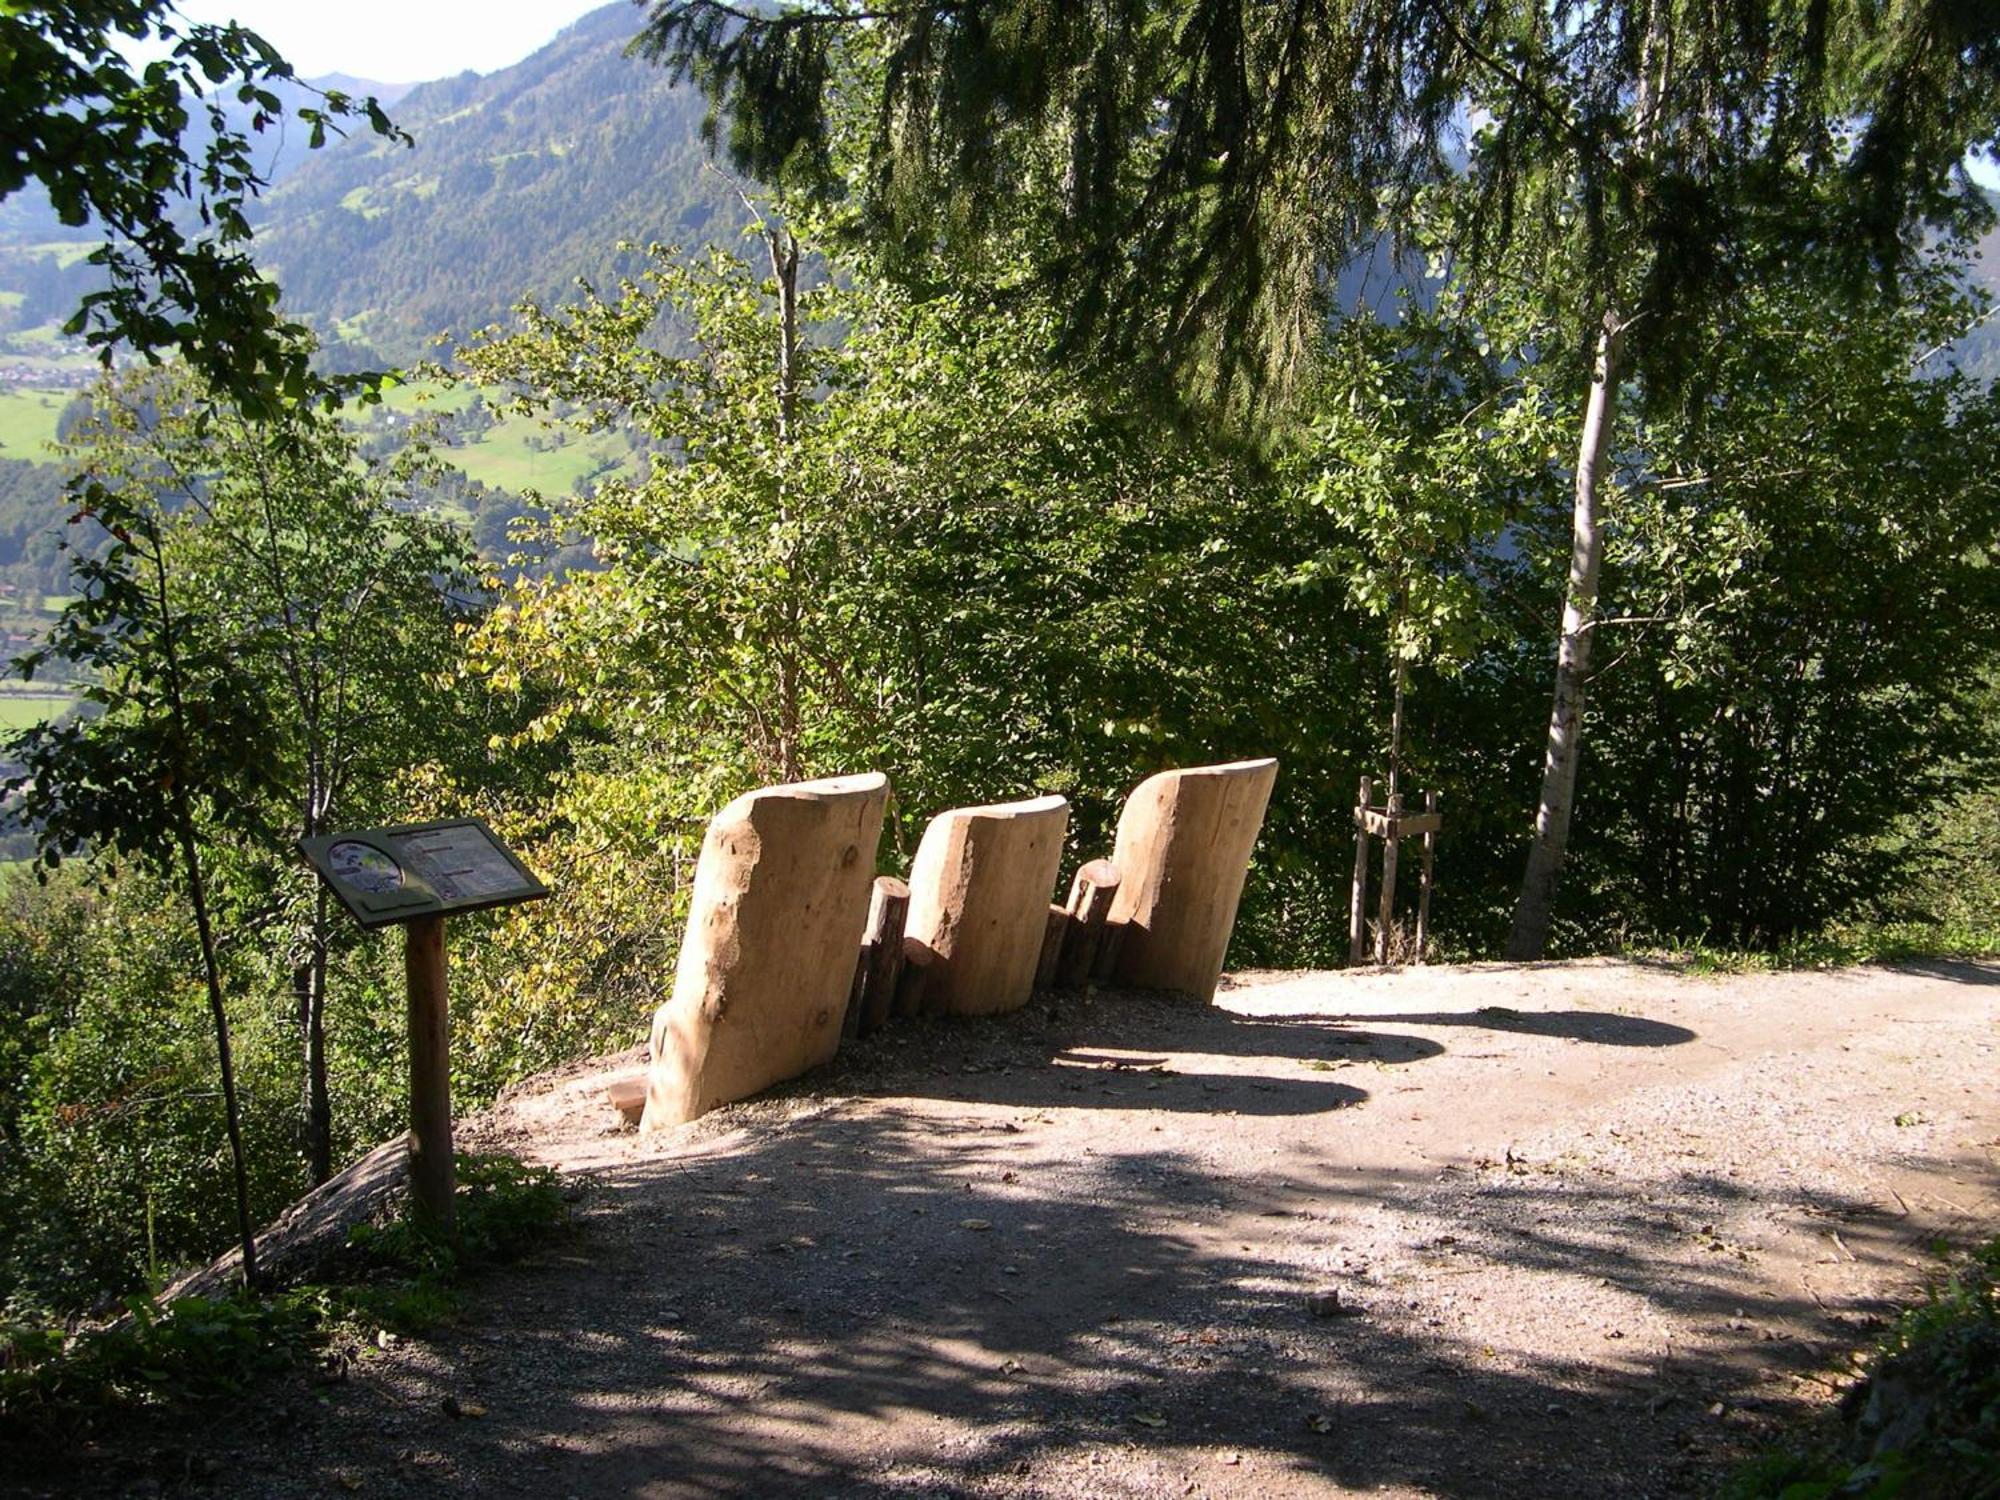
301, 818, 549, 929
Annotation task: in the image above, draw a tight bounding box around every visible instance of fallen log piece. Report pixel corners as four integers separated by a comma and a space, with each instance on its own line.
642, 772, 888, 1131
1110, 757, 1279, 1002
606, 1073, 647, 1126
163, 1135, 412, 1303
904, 794, 1070, 1016
1055, 858, 1120, 989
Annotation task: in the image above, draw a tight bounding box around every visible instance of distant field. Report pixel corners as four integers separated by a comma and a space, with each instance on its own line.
0, 386, 68, 458
369, 378, 632, 497
0, 349, 96, 374
23, 242, 98, 270
376, 379, 486, 416
0, 688, 76, 733
448, 424, 626, 494
7, 319, 76, 346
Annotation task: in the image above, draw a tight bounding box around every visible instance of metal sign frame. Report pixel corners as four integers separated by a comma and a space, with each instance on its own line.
300, 817, 549, 930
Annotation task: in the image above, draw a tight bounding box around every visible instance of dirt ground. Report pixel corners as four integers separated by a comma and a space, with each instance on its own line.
21, 958, 2000, 1499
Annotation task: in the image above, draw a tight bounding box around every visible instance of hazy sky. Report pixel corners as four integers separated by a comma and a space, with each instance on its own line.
174, 0, 618, 83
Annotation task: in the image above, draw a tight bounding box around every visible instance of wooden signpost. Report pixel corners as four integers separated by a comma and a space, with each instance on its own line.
301, 818, 548, 1231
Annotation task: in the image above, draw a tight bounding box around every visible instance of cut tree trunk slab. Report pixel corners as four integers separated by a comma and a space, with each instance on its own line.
1110, 758, 1278, 1002
641, 773, 888, 1131
904, 794, 1070, 1017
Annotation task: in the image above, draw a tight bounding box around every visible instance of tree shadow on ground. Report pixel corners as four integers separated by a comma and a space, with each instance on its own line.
843, 995, 1441, 1115
120, 998, 1987, 1500
1878, 958, 2000, 987
30, 985, 1987, 1500
1330, 1009, 1696, 1047
183, 1102, 1992, 1500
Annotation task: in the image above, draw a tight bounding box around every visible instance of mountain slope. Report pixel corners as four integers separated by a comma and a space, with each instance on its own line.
1955, 196, 2000, 383
251, 4, 728, 363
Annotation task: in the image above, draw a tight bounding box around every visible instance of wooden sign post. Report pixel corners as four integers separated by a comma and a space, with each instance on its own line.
301, 818, 549, 1231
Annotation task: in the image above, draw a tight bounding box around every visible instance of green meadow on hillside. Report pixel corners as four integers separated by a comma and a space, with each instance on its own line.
0, 388, 66, 461
0, 687, 74, 733
446, 424, 627, 494
372, 378, 634, 496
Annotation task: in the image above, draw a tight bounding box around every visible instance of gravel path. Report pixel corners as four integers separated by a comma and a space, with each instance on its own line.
21, 958, 1999, 1499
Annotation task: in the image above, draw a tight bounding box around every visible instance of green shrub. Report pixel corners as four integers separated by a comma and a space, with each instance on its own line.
1726, 1238, 2000, 1499
342, 1153, 566, 1289
0, 1151, 565, 1431
0, 1289, 324, 1429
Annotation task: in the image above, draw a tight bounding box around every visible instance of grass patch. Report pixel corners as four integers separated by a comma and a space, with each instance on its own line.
373, 377, 484, 416
0, 690, 76, 733
0, 1152, 565, 1435
0, 387, 68, 459
448, 423, 627, 495
1633, 919, 2000, 976
1724, 1237, 2000, 1499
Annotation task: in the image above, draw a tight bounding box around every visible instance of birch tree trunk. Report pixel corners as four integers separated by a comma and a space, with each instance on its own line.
1506, 309, 1626, 960
768, 224, 804, 780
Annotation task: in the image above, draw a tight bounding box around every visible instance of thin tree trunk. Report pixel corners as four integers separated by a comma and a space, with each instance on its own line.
1506, 309, 1626, 960
147, 527, 260, 1288
292, 957, 314, 1138
174, 800, 261, 1289
296, 745, 333, 1184
768, 226, 799, 444
304, 885, 332, 1184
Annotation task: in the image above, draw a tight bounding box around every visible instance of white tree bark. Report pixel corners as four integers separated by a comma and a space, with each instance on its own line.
1506, 309, 1626, 960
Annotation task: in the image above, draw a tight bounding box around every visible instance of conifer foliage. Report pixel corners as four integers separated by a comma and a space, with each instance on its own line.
636, 0, 2000, 408
638, 0, 2000, 955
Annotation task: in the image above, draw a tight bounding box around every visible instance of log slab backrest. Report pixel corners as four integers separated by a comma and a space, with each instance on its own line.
1109, 758, 1278, 1002
904, 794, 1070, 1017
641, 773, 888, 1130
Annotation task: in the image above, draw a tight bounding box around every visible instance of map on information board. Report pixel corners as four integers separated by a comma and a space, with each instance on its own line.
302, 818, 549, 929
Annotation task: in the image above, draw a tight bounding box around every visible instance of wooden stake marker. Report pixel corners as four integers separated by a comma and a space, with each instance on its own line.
1348, 779, 1444, 967
301, 818, 549, 1231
